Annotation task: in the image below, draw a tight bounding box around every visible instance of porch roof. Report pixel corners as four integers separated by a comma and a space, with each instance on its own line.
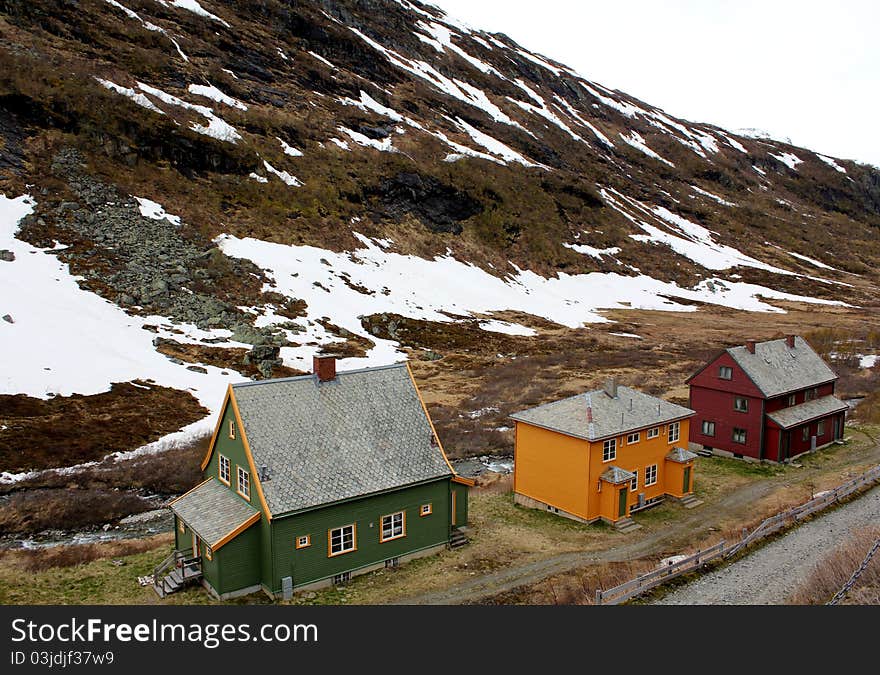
666, 446, 698, 463
766, 395, 849, 430
168, 478, 261, 550
600, 466, 636, 484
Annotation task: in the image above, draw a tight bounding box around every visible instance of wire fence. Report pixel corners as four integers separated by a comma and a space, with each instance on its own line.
827, 538, 880, 606
595, 463, 880, 605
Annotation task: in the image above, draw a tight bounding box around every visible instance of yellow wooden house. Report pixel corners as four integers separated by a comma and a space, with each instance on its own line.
510, 379, 698, 528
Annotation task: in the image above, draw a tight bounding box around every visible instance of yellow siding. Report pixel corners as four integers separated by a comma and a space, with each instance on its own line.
513, 422, 591, 519
515, 418, 695, 523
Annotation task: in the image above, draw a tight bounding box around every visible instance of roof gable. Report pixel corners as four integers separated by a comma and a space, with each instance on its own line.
727, 336, 837, 398
510, 385, 695, 441
229, 362, 452, 516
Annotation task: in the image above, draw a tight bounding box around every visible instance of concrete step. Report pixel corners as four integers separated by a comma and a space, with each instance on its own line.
680, 495, 704, 509
613, 517, 642, 533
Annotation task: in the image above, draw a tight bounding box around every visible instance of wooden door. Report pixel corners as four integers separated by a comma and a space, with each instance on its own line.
618, 487, 628, 518
683, 467, 691, 494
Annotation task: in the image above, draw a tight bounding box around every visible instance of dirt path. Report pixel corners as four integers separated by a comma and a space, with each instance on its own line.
653, 485, 880, 605
396, 435, 880, 605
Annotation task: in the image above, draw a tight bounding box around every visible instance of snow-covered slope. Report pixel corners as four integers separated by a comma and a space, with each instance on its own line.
1, 0, 878, 470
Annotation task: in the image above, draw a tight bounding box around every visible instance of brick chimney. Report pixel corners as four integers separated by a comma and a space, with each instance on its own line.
603, 377, 618, 399
786, 334, 796, 349
313, 354, 336, 382
746, 340, 756, 354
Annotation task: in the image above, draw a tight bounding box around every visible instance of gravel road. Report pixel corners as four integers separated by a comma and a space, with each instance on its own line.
652, 485, 880, 605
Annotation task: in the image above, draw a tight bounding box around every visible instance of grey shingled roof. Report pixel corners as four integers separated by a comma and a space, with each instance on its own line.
169, 478, 260, 547
727, 336, 837, 398
231, 363, 452, 516
766, 395, 849, 429
666, 446, 698, 463
600, 466, 636, 484
510, 385, 695, 441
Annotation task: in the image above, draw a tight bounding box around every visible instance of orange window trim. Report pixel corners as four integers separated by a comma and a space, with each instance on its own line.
451, 490, 457, 525
229, 419, 235, 439
420, 503, 433, 516
296, 535, 311, 550
379, 511, 407, 543
327, 523, 357, 557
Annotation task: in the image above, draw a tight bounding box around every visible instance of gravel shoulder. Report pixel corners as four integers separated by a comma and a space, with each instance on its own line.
652, 485, 880, 605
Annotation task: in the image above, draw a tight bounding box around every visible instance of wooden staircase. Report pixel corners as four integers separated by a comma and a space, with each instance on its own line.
449, 528, 469, 549
152, 551, 203, 598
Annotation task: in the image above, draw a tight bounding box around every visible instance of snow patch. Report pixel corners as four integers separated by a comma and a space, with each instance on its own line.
160, 0, 230, 28
770, 152, 802, 170
619, 131, 674, 167
262, 160, 302, 187
0, 194, 245, 418
817, 154, 846, 174
187, 83, 247, 110
134, 197, 181, 226
277, 137, 304, 157
95, 78, 164, 114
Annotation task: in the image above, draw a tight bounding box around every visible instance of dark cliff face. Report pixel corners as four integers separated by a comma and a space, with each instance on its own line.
0, 0, 878, 301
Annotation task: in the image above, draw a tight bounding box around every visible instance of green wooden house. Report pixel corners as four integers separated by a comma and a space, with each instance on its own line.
156, 356, 472, 600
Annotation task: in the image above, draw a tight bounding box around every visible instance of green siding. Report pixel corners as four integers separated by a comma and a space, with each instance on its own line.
199, 538, 221, 590
212, 523, 261, 595
452, 482, 469, 528
204, 402, 253, 504
190, 399, 472, 598
202, 399, 273, 593
268, 479, 452, 592
173, 516, 193, 553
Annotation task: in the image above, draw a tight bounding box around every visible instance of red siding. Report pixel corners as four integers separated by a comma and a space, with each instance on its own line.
764, 425, 782, 462
689, 386, 764, 459
687, 351, 764, 398
766, 382, 836, 413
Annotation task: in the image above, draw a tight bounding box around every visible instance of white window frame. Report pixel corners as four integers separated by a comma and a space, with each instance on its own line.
788, 394, 796, 406
218, 454, 230, 485
817, 420, 825, 436
702, 420, 715, 437
734, 397, 749, 412
380, 511, 406, 543
329, 524, 356, 556
647, 427, 660, 439
627, 432, 640, 445
420, 503, 433, 517
733, 428, 747, 444
630, 469, 638, 492
802, 427, 809, 441
228, 419, 235, 439
644, 464, 657, 487
236, 466, 250, 500
296, 535, 311, 550
719, 366, 732, 380
602, 438, 617, 462
668, 421, 680, 444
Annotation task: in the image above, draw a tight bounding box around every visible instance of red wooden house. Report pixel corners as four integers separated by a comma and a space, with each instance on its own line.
687, 335, 848, 462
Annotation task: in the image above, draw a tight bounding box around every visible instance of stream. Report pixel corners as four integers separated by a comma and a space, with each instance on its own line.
1, 455, 515, 551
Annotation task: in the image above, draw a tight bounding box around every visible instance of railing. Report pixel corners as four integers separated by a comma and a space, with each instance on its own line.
595, 541, 727, 605
595, 463, 880, 605
153, 549, 202, 596
724, 464, 880, 559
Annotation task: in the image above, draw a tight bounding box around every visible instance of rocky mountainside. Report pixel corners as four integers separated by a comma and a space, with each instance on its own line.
1, 0, 879, 471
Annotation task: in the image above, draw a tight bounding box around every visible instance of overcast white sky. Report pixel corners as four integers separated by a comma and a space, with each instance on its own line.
428, 0, 880, 167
